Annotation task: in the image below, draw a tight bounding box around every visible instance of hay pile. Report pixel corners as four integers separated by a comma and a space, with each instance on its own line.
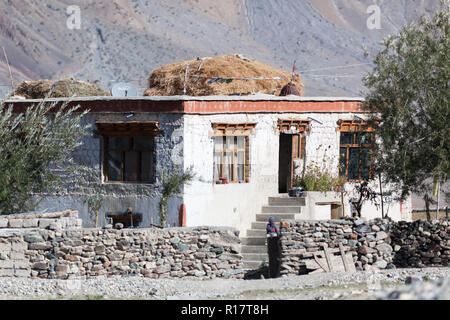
144, 55, 304, 96
14, 78, 111, 99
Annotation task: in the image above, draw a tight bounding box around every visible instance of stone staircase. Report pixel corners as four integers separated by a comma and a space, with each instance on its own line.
241, 195, 306, 269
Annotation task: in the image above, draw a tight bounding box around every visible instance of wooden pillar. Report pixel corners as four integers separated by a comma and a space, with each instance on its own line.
178, 203, 186, 227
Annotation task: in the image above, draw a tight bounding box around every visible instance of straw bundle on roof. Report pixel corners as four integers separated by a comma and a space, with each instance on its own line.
144, 55, 304, 96
14, 78, 111, 99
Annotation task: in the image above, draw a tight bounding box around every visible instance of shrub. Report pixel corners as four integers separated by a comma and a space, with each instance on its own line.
0, 98, 89, 214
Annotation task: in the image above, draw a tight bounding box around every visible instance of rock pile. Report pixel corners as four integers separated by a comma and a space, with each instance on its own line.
389, 220, 449, 268
280, 218, 449, 275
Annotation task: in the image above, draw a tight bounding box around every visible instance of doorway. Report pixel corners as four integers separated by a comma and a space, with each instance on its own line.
278, 134, 292, 193
278, 133, 305, 194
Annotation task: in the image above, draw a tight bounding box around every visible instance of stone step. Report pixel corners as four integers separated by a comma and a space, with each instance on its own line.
261, 206, 302, 214
242, 253, 268, 262
246, 229, 267, 237
241, 245, 267, 253
241, 237, 266, 246
256, 213, 298, 222
243, 260, 266, 270
269, 197, 306, 206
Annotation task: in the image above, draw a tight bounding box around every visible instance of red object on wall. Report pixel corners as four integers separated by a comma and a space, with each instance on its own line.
179, 204, 186, 227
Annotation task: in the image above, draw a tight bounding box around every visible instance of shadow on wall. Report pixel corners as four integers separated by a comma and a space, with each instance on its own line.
35, 195, 183, 228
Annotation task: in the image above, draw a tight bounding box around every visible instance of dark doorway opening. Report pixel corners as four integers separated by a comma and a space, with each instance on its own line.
279, 134, 292, 193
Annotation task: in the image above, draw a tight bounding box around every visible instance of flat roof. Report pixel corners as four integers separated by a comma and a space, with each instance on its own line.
4, 95, 364, 103
5, 95, 366, 114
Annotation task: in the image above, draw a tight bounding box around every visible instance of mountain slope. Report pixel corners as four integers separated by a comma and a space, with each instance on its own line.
0, 0, 441, 97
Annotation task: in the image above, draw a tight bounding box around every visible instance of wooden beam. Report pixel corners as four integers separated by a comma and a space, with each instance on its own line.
323, 247, 334, 272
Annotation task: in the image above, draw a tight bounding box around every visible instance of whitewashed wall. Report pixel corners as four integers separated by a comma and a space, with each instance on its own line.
183, 112, 411, 235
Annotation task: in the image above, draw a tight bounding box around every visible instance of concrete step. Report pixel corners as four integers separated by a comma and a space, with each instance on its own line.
246, 229, 267, 237
241, 237, 266, 246
243, 260, 266, 270
251, 221, 269, 230
261, 206, 302, 214
242, 253, 268, 261
269, 197, 306, 206
256, 213, 298, 222
241, 245, 267, 253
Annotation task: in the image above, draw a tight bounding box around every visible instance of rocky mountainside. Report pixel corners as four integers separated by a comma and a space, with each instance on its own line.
0, 0, 441, 97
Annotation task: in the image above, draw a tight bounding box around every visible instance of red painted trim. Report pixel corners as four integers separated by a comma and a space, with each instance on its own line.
6, 99, 364, 114
183, 100, 364, 113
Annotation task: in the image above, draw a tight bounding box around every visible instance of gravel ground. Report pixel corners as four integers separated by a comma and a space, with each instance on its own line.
0, 267, 448, 300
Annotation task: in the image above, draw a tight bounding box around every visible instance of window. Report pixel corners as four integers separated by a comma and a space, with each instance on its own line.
212, 123, 255, 184
104, 136, 155, 183
337, 120, 374, 182
95, 122, 159, 183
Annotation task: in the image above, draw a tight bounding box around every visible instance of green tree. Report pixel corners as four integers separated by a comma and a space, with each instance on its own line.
363, 1, 449, 220
159, 166, 195, 228
0, 98, 89, 214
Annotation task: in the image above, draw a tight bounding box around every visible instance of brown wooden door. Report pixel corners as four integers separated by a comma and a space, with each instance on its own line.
290, 134, 306, 188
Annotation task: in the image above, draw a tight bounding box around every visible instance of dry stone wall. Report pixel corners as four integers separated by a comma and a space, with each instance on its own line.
0, 211, 245, 279
280, 218, 449, 276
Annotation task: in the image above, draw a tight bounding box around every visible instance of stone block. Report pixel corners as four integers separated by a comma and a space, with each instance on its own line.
0, 260, 14, 268
22, 219, 39, 228
28, 243, 52, 250
14, 269, 31, 278
11, 241, 28, 252
32, 262, 48, 270
10, 251, 26, 260
8, 219, 23, 228
0, 269, 14, 277
24, 235, 44, 243
0, 218, 8, 228
38, 219, 52, 229
0, 242, 11, 252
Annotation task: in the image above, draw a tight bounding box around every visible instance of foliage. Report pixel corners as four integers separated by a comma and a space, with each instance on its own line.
293, 146, 346, 192
0, 98, 89, 214
159, 166, 195, 227
86, 193, 104, 227
363, 1, 449, 217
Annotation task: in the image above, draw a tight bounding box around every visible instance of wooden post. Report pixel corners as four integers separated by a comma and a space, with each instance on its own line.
323, 247, 334, 272
378, 173, 384, 218
339, 243, 350, 272
2, 47, 14, 95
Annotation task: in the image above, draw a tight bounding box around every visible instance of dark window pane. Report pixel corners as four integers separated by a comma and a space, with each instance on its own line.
357, 132, 372, 145
361, 148, 371, 180
340, 133, 353, 145
214, 152, 222, 181
106, 151, 121, 181
134, 137, 154, 150
236, 151, 245, 181
141, 152, 153, 182
124, 152, 138, 182
339, 147, 347, 177
107, 137, 129, 150
348, 147, 360, 180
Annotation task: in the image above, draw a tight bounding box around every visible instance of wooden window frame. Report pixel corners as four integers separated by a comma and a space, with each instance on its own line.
278, 119, 311, 134
212, 123, 255, 184
95, 122, 160, 184
337, 121, 374, 183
